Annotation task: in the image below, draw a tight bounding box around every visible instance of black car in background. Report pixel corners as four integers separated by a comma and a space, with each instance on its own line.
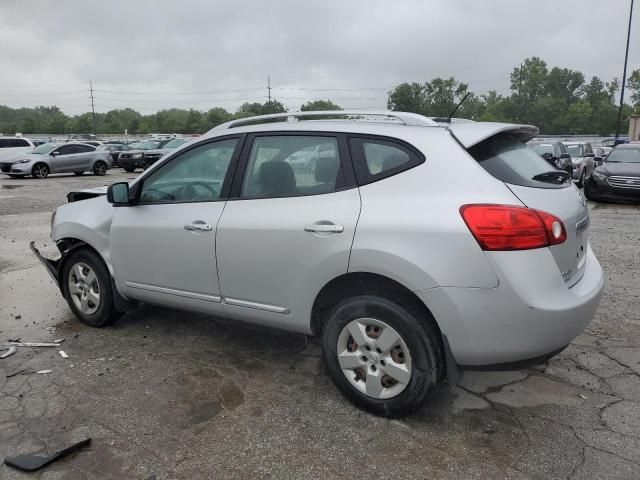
97, 144, 133, 167
584, 144, 640, 203
527, 140, 573, 177
117, 140, 171, 172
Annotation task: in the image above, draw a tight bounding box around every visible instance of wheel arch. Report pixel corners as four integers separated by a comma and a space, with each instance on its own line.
55, 237, 133, 313
311, 271, 459, 384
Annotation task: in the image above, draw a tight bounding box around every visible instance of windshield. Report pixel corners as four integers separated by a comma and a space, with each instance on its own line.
529, 143, 554, 156
136, 141, 162, 150
163, 138, 188, 149
565, 145, 583, 157
31, 143, 58, 154
606, 147, 640, 163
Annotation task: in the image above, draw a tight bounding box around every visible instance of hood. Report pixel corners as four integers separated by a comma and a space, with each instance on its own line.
598, 161, 640, 177
66, 186, 108, 203
448, 122, 539, 149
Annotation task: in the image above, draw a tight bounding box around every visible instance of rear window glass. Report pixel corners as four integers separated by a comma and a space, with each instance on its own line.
468, 134, 569, 189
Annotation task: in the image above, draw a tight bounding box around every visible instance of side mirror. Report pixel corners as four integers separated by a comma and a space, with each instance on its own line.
107, 182, 131, 206
541, 152, 554, 161
595, 159, 604, 167
584, 152, 595, 158
51, 151, 60, 156
559, 153, 571, 160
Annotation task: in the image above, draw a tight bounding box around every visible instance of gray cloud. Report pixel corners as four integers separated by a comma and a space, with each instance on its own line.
0, 0, 637, 114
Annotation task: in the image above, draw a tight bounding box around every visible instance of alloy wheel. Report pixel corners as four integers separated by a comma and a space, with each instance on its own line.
336, 317, 412, 399
94, 162, 107, 175
33, 164, 48, 178
68, 262, 101, 315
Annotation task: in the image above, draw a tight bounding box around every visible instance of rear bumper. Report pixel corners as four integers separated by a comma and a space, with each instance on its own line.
118, 157, 143, 169
416, 244, 604, 367
30, 241, 60, 286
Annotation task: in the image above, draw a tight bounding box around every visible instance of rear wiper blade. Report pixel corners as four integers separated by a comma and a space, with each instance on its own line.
531, 170, 570, 184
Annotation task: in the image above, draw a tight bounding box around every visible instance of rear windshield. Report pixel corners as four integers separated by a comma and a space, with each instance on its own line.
468, 134, 569, 189
565, 144, 584, 157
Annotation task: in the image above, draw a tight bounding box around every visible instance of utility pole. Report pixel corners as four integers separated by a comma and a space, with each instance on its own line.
89, 81, 96, 136
615, 0, 634, 142
267, 76, 272, 103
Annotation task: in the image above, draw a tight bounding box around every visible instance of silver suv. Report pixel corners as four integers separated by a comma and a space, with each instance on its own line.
31, 111, 604, 416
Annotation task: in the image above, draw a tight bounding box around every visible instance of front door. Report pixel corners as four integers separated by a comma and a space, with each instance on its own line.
216, 133, 361, 332
109, 137, 242, 314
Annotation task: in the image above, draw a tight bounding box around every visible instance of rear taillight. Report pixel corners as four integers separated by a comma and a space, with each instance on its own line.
460, 204, 567, 251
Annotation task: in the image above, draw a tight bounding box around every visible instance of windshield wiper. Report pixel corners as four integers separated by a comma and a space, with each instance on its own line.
531, 170, 570, 184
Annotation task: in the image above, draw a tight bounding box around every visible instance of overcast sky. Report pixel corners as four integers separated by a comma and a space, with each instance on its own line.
0, 0, 637, 115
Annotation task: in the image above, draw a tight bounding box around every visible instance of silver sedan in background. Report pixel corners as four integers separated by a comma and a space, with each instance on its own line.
1, 142, 112, 178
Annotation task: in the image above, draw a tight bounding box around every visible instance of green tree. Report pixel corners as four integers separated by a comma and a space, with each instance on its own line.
387, 82, 427, 114
628, 69, 640, 111
300, 99, 341, 111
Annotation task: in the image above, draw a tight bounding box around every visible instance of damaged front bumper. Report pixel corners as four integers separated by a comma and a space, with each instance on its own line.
29, 241, 61, 287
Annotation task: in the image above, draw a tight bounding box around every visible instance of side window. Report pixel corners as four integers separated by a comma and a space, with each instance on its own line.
0, 139, 10, 148
76, 145, 95, 153
559, 143, 568, 155
349, 137, 423, 184
56, 145, 75, 155
8, 139, 29, 147
139, 138, 238, 204
240, 136, 343, 198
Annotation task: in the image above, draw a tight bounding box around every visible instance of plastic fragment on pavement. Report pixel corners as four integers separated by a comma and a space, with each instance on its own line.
0, 346, 17, 359
59, 351, 69, 359
36, 370, 52, 374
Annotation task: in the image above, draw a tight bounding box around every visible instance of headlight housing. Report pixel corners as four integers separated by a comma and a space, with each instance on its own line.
16, 159, 31, 164
133, 153, 142, 159
592, 170, 607, 182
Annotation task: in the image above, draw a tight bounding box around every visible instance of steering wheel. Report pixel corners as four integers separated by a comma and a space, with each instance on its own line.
182, 181, 219, 200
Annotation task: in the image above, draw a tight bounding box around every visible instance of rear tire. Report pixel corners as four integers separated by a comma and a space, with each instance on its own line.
74, 171, 84, 176
123, 166, 135, 173
322, 295, 443, 417
577, 169, 586, 188
61, 248, 121, 327
93, 161, 107, 176
32, 163, 49, 179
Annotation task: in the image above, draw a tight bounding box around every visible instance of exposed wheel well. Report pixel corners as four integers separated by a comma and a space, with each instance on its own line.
55, 238, 103, 286
311, 272, 443, 340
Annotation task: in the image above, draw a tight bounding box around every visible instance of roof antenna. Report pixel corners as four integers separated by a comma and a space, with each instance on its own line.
445, 92, 471, 123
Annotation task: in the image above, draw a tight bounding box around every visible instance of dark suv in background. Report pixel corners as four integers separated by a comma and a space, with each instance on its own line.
528, 140, 573, 177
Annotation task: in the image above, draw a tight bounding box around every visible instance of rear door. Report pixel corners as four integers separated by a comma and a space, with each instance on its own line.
215, 133, 360, 331
74, 144, 96, 169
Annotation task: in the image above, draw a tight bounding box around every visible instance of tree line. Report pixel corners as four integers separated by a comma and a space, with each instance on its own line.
1, 58, 639, 136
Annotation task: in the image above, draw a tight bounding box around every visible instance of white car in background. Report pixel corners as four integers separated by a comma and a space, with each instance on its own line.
0, 136, 35, 167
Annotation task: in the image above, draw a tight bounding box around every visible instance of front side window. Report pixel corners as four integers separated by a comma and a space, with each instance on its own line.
241, 136, 343, 198
139, 138, 238, 204
55, 145, 75, 155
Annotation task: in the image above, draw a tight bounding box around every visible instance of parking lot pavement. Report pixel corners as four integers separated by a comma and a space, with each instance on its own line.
1, 172, 639, 479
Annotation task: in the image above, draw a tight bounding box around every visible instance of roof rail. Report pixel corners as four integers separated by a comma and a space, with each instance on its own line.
214, 110, 439, 130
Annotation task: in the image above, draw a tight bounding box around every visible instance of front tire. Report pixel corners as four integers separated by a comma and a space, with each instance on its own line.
577, 169, 586, 188
93, 161, 107, 176
123, 166, 135, 173
62, 248, 121, 327
32, 163, 49, 179
322, 295, 443, 417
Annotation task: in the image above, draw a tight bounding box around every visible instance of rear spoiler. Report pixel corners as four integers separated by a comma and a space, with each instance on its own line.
447, 122, 539, 149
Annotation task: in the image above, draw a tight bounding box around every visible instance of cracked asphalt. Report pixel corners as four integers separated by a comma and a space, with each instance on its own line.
1, 171, 639, 479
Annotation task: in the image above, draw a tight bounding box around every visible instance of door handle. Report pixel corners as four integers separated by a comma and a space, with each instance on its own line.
184, 223, 212, 232
304, 224, 344, 233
